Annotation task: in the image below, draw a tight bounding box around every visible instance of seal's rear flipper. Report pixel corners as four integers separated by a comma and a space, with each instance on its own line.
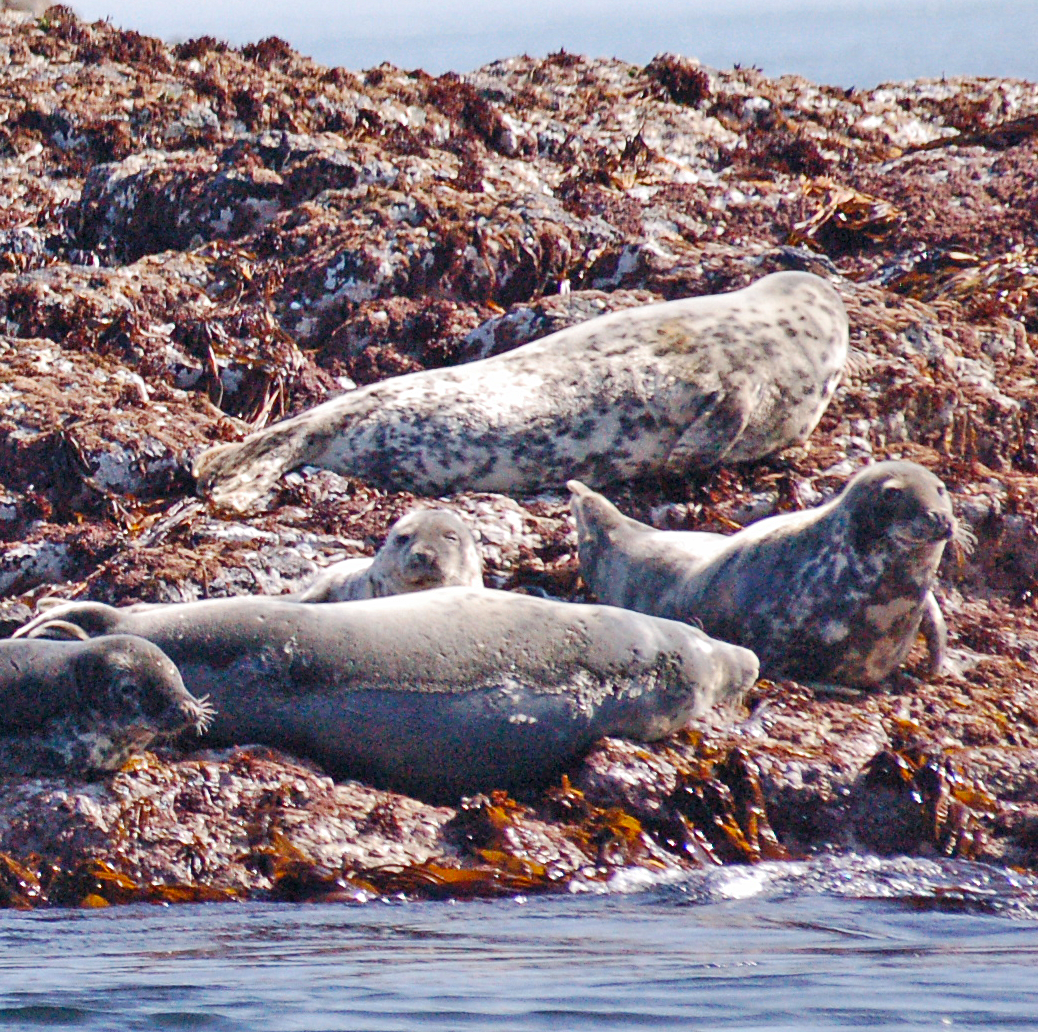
192, 440, 282, 514
12, 602, 121, 641
193, 412, 321, 512
567, 480, 639, 543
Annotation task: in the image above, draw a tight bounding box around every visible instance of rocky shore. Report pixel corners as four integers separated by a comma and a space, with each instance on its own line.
0, 7, 1036, 907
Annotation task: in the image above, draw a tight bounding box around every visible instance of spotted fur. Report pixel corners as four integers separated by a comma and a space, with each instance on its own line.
570, 461, 966, 687
195, 272, 849, 511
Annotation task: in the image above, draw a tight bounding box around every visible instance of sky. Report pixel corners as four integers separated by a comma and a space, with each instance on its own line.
69, 0, 1037, 87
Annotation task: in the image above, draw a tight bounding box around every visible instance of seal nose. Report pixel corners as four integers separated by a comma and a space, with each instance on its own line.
927, 511, 954, 541
408, 547, 439, 575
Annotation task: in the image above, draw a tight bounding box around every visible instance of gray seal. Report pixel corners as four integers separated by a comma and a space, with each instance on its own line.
193, 272, 849, 511
569, 461, 970, 687
15, 588, 759, 802
293, 509, 483, 602
0, 634, 213, 775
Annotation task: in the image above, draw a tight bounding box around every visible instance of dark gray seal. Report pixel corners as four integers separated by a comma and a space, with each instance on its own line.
293, 509, 483, 602
569, 461, 970, 687
194, 272, 849, 511
0, 635, 213, 775
15, 588, 758, 802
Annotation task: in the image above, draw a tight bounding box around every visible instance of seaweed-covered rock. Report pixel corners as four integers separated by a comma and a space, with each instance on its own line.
1, 9, 1037, 902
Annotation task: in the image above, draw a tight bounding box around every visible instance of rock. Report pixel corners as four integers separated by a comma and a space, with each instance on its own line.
0, 11, 1037, 901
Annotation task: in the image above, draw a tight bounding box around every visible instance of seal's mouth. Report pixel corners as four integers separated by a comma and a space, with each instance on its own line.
403, 568, 442, 588
891, 511, 958, 547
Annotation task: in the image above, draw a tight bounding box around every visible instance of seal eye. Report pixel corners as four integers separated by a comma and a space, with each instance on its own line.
393, 533, 412, 547
442, 532, 459, 543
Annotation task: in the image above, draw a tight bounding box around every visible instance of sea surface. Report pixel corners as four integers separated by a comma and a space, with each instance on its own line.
70, 0, 1038, 87
5, 856, 1038, 1031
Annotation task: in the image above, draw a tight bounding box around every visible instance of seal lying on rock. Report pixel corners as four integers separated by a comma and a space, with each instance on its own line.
194, 272, 849, 511
293, 509, 483, 602
0, 635, 213, 774
569, 461, 970, 687
15, 588, 758, 802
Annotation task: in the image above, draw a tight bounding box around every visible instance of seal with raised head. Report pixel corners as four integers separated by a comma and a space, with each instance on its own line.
194, 272, 849, 511
293, 508, 483, 602
16, 588, 758, 802
0, 634, 213, 775
569, 461, 969, 687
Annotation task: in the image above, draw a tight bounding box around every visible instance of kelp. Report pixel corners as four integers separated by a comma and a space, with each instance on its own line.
0, 853, 240, 910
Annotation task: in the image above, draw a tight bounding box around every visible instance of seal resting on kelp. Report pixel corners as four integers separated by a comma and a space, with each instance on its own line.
193, 272, 849, 511
293, 508, 483, 602
15, 589, 758, 802
0, 635, 213, 775
569, 461, 971, 687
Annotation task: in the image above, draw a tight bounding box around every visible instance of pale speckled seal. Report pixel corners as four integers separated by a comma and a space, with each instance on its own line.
0, 635, 213, 775
293, 509, 483, 602
194, 272, 849, 511
569, 461, 970, 687
15, 588, 759, 802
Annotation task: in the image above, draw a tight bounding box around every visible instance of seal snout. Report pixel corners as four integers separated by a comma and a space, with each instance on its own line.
927, 510, 955, 542
404, 544, 443, 583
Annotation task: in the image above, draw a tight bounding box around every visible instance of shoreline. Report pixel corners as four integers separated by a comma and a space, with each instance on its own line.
0, 8, 1036, 906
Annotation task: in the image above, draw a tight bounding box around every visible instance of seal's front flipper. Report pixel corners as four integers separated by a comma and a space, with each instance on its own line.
920, 591, 948, 677
663, 382, 755, 476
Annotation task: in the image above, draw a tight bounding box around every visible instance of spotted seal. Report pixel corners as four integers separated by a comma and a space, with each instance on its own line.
293, 509, 483, 602
193, 272, 849, 511
569, 461, 970, 687
0, 635, 213, 775
16, 588, 758, 801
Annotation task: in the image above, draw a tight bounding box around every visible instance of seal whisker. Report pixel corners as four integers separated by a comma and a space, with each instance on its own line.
953, 521, 978, 555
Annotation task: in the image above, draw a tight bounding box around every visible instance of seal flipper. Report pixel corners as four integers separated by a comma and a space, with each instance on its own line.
12, 601, 122, 641
567, 479, 652, 594
193, 412, 332, 513
663, 381, 755, 476
920, 591, 947, 676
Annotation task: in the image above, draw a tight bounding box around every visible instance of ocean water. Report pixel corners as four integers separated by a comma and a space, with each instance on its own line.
70, 0, 1038, 86
4, 857, 1038, 1031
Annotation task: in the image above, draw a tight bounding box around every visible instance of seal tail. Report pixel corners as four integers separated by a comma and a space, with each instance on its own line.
567, 480, 645, 599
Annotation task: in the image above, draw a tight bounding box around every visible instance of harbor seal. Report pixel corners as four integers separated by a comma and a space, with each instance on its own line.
0, 635, 213, 775
293, 508, 483, 602
194, 272, 849, 511
15, 588, 758, 802
569, 461, 969, 687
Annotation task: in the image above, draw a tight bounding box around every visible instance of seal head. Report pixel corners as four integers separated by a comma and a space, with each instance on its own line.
0, 634, 214, 775
295, 509, 483, 602
570, 461, 966, 687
